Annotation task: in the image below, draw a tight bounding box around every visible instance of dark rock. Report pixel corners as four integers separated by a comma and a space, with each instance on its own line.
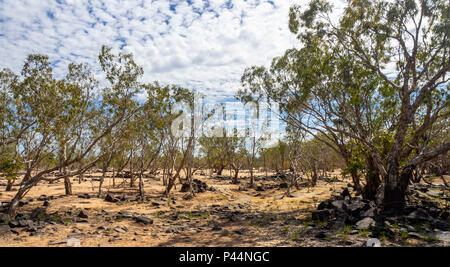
0, 213, 9, 224
180, 179, 208, 194
77, 210, 88, 219
360, 207, 377, 218
331, 200, 345, 210
345, 200, 367, 216
151, 201, 165, 207
43, 200, 50, 207
30, 208, 47, 220
233, 229, 244, 235
315, 231, 333, 239
312, 209, 334, 221
0, 224, 11, 236
117, 211, 135, 218
77, 193, 90, 199
134, 216, 153, 225
166, 225, 184, 233
432, 219, 450, 231
105, 194, 119, 203
256, 184, 266, 191
406, 208, 433, 222
8, 220, 19, 228
317, 200, 333, 210
113, 226, 127, 233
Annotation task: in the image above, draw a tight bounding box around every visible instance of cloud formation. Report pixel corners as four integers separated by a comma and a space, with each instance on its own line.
0, 0, 309, 102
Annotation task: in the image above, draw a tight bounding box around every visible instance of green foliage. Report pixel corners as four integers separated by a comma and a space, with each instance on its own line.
0, 155, 22, 181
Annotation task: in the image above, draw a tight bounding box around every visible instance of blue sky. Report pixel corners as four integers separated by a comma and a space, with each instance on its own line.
0, 0, 309, 104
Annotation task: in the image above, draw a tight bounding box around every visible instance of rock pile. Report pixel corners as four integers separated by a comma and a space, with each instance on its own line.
312, 190, 378, 229
180, 179, 208, 194
312, 185, 450, 244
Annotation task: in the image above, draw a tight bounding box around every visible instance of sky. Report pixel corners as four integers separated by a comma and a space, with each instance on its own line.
0, 0, 317, 104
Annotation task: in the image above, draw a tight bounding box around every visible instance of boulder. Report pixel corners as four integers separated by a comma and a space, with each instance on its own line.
77, 210, 88, 219
431, 231, 450, 243
134, 216, 153, 225
312, 209, 334, 221
0, 224, 11, 236
105, 194, 119, 203
365, 238, 381, 247
356, 217, 376, 230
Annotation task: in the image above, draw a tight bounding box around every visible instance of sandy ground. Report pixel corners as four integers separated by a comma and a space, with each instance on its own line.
0, 170, 448, 247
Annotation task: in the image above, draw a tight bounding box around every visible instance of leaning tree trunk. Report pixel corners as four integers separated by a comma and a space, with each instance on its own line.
8, 179, 39, 219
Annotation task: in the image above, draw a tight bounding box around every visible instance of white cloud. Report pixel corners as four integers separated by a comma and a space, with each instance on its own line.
0, 0, 307, 103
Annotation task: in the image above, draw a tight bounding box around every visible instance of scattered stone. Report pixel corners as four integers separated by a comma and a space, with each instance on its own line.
408, 232, 426, 240
38, 195, 48, 201
77, 193, 90, 199
151, 201, 165, 207
43, 200, 50, 207
312, 209, 334, 221
30, 207, 47, 220
113, 226, 127, 233
105, 194, 119, 203
360, 207, 377, 218
365, 238, 381, 247
234, 197, 251, 203
431, 231, 450, 243
134, 216, 153, 225
180, 179, 208, 194
117, 211, 135, 218
356, 217, 376, 230
48, 239, 67, 246
166, 225, 185, 233
331, 200, 345, 210
0, 224, 11, 236
315, 231, 333, 239
406, 209, 433, 222
289, 192, 302, 198
233, 229, 244, 235
182, 194, 193, 200
77, 210, 88, 219
67, 238, 81, 247
255, 184, 265, 191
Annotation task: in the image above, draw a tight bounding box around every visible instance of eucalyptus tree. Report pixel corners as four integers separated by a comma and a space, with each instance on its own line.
6, 45, 142, 218
164, 87, 201, 196
225, 129, 246, 184
238, 0, 449, 211
132, 83, 173, 198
